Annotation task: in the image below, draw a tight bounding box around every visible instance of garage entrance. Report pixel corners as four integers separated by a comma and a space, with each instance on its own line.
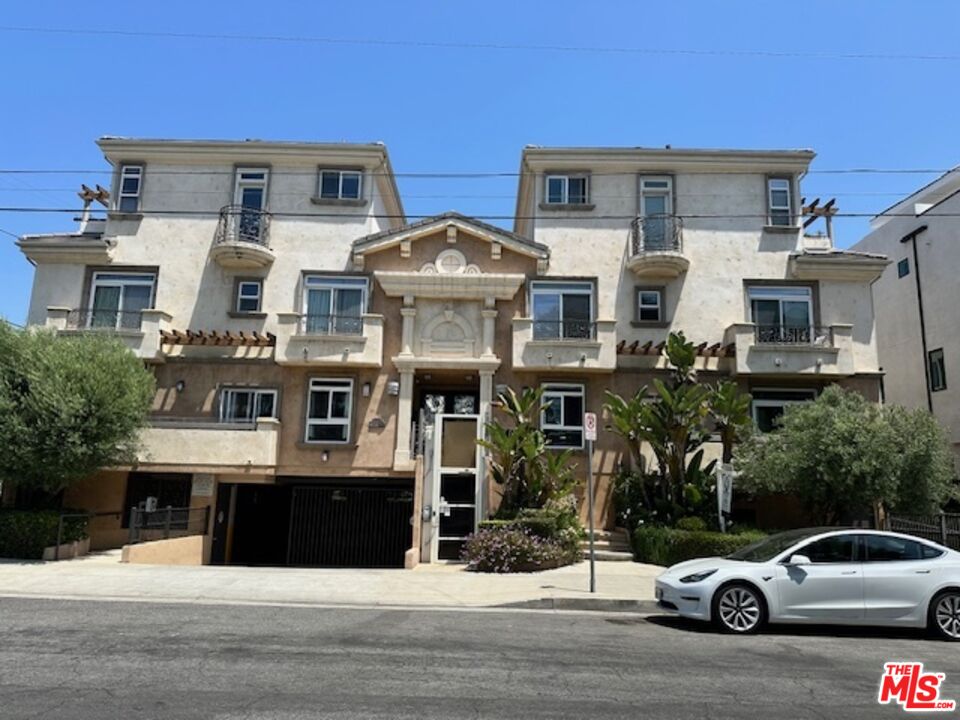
211, 480, 414, 568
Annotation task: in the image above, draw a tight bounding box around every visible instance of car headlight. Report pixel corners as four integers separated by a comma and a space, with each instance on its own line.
679, 569, 718, 584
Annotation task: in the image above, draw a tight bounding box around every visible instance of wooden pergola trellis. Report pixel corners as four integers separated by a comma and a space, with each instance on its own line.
159, 329, 276, 347
615, 339, 735, 357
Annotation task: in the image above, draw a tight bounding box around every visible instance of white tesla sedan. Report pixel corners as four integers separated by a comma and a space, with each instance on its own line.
654, 528, 960, 640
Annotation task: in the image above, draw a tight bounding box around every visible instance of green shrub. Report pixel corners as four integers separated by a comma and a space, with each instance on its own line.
0, 510, 89, 560
632, 526, 766, 566
675, 516, 708, 532
463, 526, 580, 573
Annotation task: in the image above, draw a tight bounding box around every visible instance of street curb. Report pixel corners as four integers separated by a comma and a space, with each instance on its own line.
496, 597, 659, 614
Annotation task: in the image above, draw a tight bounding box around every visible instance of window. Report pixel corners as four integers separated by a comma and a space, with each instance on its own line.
748, 286, 814, 343
235, 280, 262, 313
751, 388, 817, 432
795, 534, 856, 563
929, 348, 947, 392
319, 169, 363, 200
234, 168, 269, 242
541, 384, 585, 449
220, 388, 277, 423
897, 258, 910, 278
121, 473, 191, 528
305, 378, 353, 444
530, 280, 594, 340
545, 175, 589, 205
88, 271, 155, 330
117, 165, 143, 213
639, 177, 674, 250
767, 177, 793, 226
302, 276, 367, 335
862, 534, 939, 562
637, 289, 662, 322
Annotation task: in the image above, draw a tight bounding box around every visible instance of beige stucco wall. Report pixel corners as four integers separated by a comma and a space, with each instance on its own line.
121, 534, 207, 565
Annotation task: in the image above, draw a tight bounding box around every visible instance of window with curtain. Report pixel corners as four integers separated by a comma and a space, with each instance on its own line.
748, 286, 813, 343
302, 276, 368, 335
88, 272, 155, 330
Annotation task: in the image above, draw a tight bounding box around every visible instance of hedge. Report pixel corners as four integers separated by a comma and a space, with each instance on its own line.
632, 526, 766, 566
0, 510, 89, 560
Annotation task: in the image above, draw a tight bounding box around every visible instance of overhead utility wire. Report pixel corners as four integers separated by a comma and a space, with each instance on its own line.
2, 25, 960, 63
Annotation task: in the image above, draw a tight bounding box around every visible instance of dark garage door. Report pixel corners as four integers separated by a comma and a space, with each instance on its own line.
287, 484, 414, 568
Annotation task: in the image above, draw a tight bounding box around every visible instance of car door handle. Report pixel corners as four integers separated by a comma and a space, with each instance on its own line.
840, 570, 858, 575
915, 569, 931, 574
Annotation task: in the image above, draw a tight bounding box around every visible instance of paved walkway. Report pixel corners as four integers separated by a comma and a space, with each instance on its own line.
0, 551, 659, 610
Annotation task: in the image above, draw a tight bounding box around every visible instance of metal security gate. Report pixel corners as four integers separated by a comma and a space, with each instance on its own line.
287, 484, 414, 567
887, 513, 960, 550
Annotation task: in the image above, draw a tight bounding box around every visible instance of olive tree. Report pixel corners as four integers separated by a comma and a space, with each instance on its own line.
735, 385, 958, 524
0, 322, 155, 503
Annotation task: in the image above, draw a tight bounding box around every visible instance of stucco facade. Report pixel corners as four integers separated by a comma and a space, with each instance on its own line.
18, 139, 887, 567
852, 168, 960, 464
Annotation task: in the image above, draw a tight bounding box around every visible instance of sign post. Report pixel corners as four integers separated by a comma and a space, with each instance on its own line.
716, 463, 734, 533
584, 412, 598, 593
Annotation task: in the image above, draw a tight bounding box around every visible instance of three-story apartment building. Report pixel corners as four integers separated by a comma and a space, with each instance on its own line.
16, 138, 888, 567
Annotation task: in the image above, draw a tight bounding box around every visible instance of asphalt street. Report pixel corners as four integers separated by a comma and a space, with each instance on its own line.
0, 597, 956, 719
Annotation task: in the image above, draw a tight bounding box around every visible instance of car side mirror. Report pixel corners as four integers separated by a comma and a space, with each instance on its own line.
787, 553, 811, 566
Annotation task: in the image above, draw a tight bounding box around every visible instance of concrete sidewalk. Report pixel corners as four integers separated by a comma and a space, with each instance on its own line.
0, 552, 660, 611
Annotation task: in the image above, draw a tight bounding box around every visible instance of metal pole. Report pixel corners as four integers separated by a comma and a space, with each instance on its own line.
164, 506, 172, 539
128, 507, 137, 544
54, 514, 64, 561
940, 513, 948, 547
587, 438, 596, 594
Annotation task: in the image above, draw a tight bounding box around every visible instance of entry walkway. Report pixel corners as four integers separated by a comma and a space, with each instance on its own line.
0, 553, 659, 610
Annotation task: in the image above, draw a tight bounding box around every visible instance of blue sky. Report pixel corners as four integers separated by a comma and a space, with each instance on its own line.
2, 0, 959, 323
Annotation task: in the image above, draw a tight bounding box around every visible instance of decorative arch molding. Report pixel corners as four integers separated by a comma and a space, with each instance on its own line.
419, 305, 478, 358
419, 249, 481, 275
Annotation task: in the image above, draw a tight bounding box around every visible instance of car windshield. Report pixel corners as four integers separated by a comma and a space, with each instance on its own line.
726, 528, 831, 563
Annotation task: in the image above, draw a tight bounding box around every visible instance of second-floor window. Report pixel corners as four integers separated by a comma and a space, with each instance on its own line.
752, 388, 817, 432
531, 280, 593, 340
235, 280, 262, 313
541, 383, 585, 449
117, 165, 143, 213
767, 177, 793, 226
545, 175, 589, 205
637, 289, 662, 322
220, 388, 278, 423
88, 271, 155, 330
748, 286, 813, 343
305, 378, 353, 443
302, 276, 367, 335
319, 169, 363, 200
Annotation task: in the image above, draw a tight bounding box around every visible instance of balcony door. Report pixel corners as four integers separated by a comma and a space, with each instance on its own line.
748, 286, 813, 343
302, 276, 368, 335
233, 169, 268, 242
640, 177, 673, 251
88, 272, 155, 330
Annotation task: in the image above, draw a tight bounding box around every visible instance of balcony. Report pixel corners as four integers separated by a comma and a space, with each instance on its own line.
136, 417, 280, 470
45, 306, 171, 362
210, 205, 275, 269
626, 215, 689, 279
275, 312, 384, 367
512, 318, 617, 372
725, 322, 854, 376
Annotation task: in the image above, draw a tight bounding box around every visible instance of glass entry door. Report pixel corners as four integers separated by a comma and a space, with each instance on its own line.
432, 414, 481, 561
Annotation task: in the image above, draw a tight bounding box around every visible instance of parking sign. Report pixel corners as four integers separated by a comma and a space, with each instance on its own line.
584, 412, 597, 441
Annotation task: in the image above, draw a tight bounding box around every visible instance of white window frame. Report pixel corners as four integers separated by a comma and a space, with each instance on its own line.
540, 383, 585, 450
305, 378, 354, 444
319, 169, 363, 200
219, 388, 278, 423
545, 174, 589, 205
637, 288, 662, 322
767, 177, 793, 226
751, 388, 817, 431
301, 276, 369, 334
747, 286, 813, 338
87, 271, 156, 329
117, 165, 143, 213
235, 280, 262, 314
234, 168, 269, 208
530, 280, 594, 340
639, 176, 673, 216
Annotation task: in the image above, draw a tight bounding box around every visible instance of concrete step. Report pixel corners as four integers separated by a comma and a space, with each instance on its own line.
580, 539, 631, 552
582, 549, 635, 562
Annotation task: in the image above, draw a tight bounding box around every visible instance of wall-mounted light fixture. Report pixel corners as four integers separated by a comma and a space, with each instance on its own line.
362, 382, 372, 397
386, 380, 400, 396
175, 380, 185, 393
321, 450, 329, 462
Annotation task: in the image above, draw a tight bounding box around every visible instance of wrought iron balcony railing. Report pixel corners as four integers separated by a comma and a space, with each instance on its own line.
631, 214, 683, 255
67, 307, 143, 331
754, 324, 833, 346
298, 313, 364, 336
532, 319, 596, 341
215, 204, 271, 247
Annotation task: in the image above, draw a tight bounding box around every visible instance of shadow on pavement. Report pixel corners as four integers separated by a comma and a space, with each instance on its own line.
637, 614, 938, 642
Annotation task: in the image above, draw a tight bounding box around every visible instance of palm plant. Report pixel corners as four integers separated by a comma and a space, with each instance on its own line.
709, 381, 754, 463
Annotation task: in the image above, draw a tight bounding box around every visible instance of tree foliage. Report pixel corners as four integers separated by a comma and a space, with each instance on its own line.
478, 387, 578, 518
735, 385, 958, 524
0, 322, 155, 498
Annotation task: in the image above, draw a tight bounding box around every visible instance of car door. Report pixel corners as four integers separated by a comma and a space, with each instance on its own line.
774, 533, 865, 622
860, 534, 943, 623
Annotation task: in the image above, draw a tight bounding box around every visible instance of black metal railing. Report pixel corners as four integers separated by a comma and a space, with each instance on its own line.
127, 505, 210, 544
631, 214, 683, 255
532, 319, 596, 341
67, 307, 144, 331
298, 313, 364, 336
754, 324, 833, 346
215, 204, 271, 247
887, 513, 960, 551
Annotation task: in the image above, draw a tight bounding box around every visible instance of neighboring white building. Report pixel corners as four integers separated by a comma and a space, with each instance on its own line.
853, 167, 960, 463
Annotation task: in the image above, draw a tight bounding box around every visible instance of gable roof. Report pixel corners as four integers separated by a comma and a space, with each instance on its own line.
352, 211, 549, 259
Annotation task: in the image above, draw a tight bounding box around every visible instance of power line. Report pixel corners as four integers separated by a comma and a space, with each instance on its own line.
0, 227, 19, 239
2, 25, 960, 63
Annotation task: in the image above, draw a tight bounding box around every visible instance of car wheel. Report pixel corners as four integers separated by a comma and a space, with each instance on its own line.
712, 583, 766, 635
929, 590, 960, 642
